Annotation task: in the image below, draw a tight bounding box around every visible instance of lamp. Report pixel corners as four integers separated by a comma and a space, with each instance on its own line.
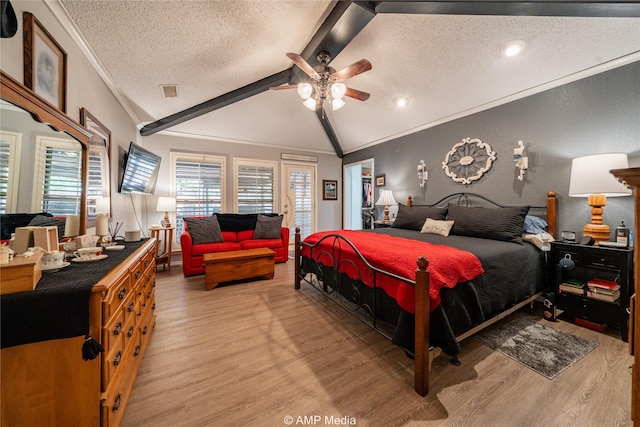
375, 189, 397, 223
95, 196, 110, 214
156, 196, 176, 228
569, 153, 631, 244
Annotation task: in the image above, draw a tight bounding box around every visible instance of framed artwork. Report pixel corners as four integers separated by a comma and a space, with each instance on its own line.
442, 137, 496, 185
23, 12, 67, 112
375, 174, 385, 186
323, 179, 338, 200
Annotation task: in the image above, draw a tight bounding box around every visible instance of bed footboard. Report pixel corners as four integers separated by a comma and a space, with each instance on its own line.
294, 227, 432, 396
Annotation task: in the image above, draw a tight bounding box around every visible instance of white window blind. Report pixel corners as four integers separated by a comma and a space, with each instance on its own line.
34, 137, 82, 215
87, 137, 109, 214
289, 169, 313, 240
171, 152, 225, 240
234, 159, 277, 214
0, 131, 21, 214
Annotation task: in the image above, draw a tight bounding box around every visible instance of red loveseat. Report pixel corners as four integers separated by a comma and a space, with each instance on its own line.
180, 213, 289, 276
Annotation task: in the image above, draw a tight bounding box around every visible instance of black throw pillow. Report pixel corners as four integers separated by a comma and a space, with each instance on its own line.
447, 204, 530, 244
184, 215, 223, 245
391, 204, 448, 231
254, 214, 283, 239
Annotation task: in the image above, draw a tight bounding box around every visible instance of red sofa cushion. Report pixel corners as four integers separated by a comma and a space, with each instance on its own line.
191, 242, 242, 255
240, 238, 283, 250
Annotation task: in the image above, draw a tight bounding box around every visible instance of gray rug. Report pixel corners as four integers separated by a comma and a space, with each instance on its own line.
475, 316, 598, 379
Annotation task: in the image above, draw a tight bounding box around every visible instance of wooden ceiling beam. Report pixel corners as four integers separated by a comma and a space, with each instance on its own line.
315, 109, 344, 159
375, 1, 640, 17
139, 70, 290, 136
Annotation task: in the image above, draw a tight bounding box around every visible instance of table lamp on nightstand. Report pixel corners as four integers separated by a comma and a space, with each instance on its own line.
375, 189, 397, 223
156, 196, 176, 228
569, 153, 631, 244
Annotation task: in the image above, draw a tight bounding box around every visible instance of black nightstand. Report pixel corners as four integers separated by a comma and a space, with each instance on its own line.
373, 221, 392, 229
551, 241, 634, 341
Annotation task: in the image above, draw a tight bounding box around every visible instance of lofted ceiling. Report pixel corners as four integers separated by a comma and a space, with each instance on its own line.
57, 1, 640, 157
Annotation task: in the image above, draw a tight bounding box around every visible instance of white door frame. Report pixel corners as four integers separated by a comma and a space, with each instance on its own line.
281, 161, 317, 247
342, 158, 374, 230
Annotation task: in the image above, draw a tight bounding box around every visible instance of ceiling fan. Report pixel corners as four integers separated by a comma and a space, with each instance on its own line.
270, 52, 372, 111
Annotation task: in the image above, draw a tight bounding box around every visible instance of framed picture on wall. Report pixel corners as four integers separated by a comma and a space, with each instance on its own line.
323, 179, 338, 200
23, 12, 67, 112
375, 174, 385, 186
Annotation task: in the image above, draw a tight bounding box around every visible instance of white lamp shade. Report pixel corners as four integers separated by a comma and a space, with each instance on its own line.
569, 153, 632, 197
331, 82, 347, 99
95, 197, 110, 214
303, 97, 317, 110
332, 98, 345, 111
156, 196, 176, 212
297, 83, 313, 99
375, 189, 397, 206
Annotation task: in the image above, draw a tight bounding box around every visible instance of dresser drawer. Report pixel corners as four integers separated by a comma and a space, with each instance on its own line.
586, 250, 625, 270
102, 311, 124, 356
552, 247, 583, 267
103, 272, 132, 323
123, 311, 137, 352
102, 334, 124, 390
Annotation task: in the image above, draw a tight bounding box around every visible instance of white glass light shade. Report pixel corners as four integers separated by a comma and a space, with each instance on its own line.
303, 98, 317, 110
330, 83, 347, 99
296, 83, 313, 100
568, 153, 631, 197
375, 189, 397, 206
332, 98, 345, 111
156, 196, 177, 212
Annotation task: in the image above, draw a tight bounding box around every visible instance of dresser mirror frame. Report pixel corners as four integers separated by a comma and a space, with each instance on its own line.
1, 70, 90, 235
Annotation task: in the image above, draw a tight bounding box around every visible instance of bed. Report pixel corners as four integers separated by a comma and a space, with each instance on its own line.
294, 191, 557, 395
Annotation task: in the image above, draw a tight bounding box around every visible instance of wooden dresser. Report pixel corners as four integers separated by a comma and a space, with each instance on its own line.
0, 239, 156, 427
610, 167, 639, 424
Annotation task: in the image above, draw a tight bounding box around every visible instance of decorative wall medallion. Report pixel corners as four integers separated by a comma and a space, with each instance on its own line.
442, 137, 496, 184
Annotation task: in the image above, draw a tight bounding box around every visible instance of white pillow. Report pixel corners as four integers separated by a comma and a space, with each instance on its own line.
420, 218, 455, 236
522, 231, 555, 251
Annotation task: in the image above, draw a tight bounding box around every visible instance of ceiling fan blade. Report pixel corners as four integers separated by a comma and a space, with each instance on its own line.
269, 85, 297, 91
345, 87, 370, 101
331, 59, 372, 81
286, 52, 320, 79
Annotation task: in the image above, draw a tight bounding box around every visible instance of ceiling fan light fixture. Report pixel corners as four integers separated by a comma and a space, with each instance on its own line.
332, 98, 345, 111
331, 83, 347, 99
303, 97, 317, 110
297, 82, 313, 100
501, 39, 526, 57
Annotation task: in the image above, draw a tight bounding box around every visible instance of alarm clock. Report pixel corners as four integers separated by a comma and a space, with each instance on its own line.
561, 230, 576, 243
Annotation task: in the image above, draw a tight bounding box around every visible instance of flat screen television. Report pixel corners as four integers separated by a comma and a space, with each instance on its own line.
118, 142, 161, 195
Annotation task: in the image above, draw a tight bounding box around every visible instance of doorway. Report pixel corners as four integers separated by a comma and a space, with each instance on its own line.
282, 162, 316, 247
343, 158, 374, 230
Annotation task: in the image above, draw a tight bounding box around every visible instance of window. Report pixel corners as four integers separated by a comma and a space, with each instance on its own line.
33, 136, 82, 215
87, 136, 109, 215
234, 158, 278, 214
171, 152, 225, 240
0, 131, 21, 213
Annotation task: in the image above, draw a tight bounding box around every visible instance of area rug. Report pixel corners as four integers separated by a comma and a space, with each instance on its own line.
475, 316, 598, 379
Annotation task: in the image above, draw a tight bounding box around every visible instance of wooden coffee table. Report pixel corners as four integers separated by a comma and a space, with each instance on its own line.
202, 248, 275, 290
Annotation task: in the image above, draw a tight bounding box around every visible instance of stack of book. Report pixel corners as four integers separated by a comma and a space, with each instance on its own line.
559, 279, 586, 295
586, 278, 621, 302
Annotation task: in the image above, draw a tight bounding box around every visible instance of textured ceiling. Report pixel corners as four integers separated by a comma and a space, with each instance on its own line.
58, 1, 640, 155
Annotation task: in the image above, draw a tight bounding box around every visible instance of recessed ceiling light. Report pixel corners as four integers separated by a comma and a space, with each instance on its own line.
395, 97, 409, 107
501, 39, 526, 57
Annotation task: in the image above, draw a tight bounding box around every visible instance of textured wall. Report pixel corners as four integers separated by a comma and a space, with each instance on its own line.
344, 61, 640, 239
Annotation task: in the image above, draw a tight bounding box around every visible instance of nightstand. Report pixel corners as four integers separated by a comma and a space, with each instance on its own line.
373, 221, 392, 229
551, 241, 634, 341
150, 226, 174, 272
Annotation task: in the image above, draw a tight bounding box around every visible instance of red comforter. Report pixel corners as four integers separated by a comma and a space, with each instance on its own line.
301, 230, 484, 313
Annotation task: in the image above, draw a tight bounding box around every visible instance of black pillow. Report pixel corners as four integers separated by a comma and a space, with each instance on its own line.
27, 215, 65, 240
391, 204, 448, 231
184, 215, 223, 245
447, 204, 530, 244
254, 214, 283, 239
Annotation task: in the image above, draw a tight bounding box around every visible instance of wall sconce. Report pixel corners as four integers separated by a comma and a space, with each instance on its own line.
417, 160, 428, 187
514, 140, 528, 181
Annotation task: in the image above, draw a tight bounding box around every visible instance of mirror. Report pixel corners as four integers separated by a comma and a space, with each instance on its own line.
1, 70, 90, 237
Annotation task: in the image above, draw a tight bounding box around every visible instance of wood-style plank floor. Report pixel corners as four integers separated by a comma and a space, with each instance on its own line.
123, 260, 632, 427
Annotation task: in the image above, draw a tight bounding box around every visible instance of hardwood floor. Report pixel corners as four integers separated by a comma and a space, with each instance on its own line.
123, 260, 632, 427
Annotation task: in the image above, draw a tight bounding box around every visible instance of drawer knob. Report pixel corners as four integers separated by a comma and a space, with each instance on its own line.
127, 326, 134, 338
112, 393, 121, 412
113, 350, 122, 366
134, 270, 141, 279
142, 325, 148, 335
134, 345, 141, 356
113, 322, 122, 336
118, 287, 127, 300
127, 301, 134, 312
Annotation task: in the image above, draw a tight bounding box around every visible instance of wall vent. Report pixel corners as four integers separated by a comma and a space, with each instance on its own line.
160, 84, 178, 98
